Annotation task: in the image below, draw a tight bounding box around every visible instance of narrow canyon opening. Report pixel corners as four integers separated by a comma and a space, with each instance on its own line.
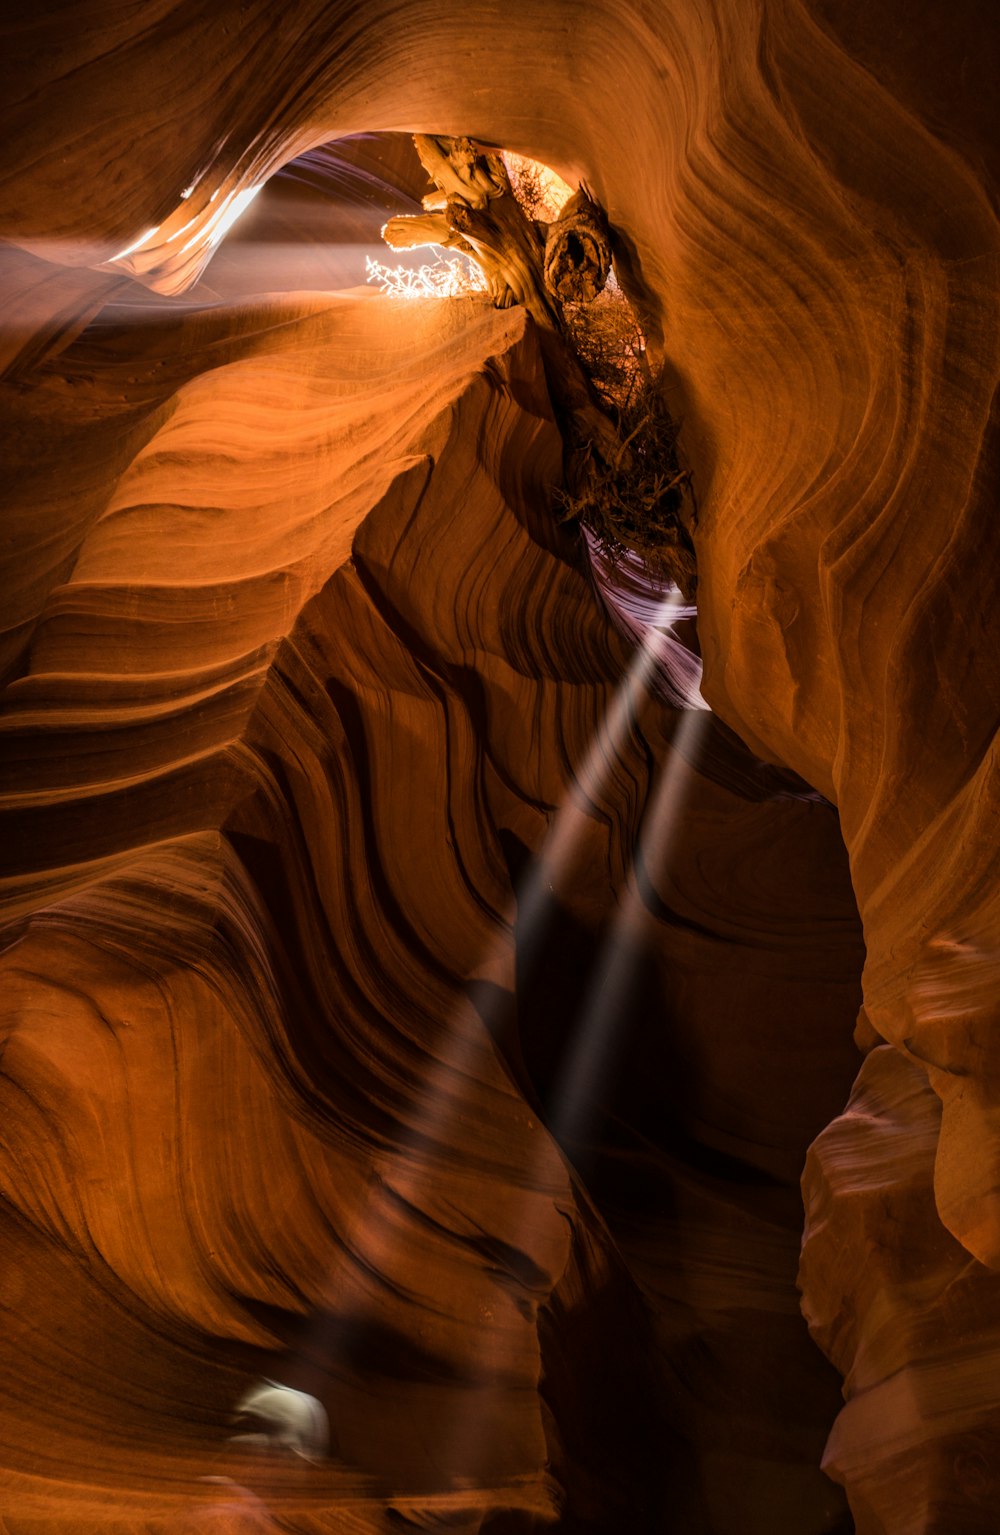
2, 7, 997, 1533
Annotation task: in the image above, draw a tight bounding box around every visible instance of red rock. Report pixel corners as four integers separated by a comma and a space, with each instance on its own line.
0, 2, 996, 1530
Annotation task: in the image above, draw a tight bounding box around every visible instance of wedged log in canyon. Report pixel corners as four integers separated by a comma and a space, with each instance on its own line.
1, 0, 998, 1530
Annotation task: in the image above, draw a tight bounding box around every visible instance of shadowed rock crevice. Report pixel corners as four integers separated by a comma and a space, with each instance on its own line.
1, 3, 997, 1532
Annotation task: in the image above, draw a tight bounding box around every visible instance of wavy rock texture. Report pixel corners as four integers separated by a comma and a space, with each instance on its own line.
0, 264, 866, 1530
0, 294, 584, 1520
801, 1045, 1000, 1535
193, 136, 430, 301
0, 0, 997, 1531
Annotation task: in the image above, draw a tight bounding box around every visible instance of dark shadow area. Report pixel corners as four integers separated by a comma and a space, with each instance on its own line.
495, 737, 861, 1533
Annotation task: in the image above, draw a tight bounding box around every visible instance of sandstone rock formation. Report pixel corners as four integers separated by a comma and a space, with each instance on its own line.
0, 1, 996, 1531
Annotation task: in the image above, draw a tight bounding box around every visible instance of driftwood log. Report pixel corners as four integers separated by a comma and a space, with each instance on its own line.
543, 188, 612, 304
384, 135, 620, 465
383, 135, 698, 595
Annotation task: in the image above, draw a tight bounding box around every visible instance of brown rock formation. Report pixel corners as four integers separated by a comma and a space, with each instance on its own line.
0, 0, 997, 1531
801, 1044, 1000, 1534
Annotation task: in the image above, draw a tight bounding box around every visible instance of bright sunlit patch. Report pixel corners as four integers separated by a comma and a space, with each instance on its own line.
500, 151, 574, 221
214, 183, 264, 239
230, 1380, 329, 1463
111, 225, 160, 261
180, 182, 263, 254
108, 181, 265, 276
365, 251, 487, 298
367, 148, 572, 302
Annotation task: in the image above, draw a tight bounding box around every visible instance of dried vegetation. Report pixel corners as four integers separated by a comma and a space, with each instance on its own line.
557, 281, 698, 594
377, 137, 698, 595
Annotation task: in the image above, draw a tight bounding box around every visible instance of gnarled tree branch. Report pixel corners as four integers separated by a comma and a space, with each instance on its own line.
383, 135, 697, 596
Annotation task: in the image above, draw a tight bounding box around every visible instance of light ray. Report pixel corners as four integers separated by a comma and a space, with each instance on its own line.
515, 586, 693, 975
316, 586, 699, 1266
111, 225, 160, 261
546, 705, 709, 1151
227, 586, 704, 1495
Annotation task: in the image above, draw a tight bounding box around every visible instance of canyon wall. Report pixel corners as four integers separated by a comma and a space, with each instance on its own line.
1, 0, 997, 1530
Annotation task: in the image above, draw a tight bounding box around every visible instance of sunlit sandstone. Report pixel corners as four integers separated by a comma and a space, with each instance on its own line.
0, 1, 997, 1530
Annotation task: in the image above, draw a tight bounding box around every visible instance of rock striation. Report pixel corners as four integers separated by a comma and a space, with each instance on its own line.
0, 0, 997, 1530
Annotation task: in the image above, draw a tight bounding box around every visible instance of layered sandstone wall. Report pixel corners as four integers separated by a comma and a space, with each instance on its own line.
1, 1, 997, 1530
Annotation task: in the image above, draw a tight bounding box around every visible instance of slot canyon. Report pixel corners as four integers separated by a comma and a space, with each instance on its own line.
0, 2, 997, 1531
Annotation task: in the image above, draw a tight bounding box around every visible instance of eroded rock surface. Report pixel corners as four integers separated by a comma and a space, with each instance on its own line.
801, 1046, 1000, 1534
1, 0, 997, 1530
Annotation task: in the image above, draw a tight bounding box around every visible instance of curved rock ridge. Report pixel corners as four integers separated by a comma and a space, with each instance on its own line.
2, 0, 998, 1528
0, 295, 606, 1526
192, 135, 430, 302
4, 0, 993, 1260
0, 262, 868, 1529
801, 1045, 1000, 1535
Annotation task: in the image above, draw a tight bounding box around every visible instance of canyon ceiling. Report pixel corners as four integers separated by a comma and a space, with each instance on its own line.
0, 1, 998, 1532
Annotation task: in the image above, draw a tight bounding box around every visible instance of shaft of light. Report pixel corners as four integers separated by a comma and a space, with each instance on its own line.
334, 595, 690, 1277
238, 588, 702, 1472
547, 706, 709, 1151
515, 587, 688, 978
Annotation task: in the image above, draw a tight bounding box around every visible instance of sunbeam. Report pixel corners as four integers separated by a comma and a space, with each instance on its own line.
230, 584, 707, 1497
546, 706, 710, 1153
515, 585, 702, 979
